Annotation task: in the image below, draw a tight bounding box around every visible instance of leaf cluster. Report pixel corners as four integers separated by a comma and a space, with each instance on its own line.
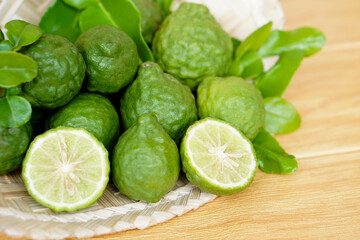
0, 20, 42, 128
229, 22, 325, 174
39, 0, 174, 62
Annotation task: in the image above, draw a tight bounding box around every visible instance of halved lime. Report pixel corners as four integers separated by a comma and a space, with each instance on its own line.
180, 118, 258, 195
22, 127, 110, 212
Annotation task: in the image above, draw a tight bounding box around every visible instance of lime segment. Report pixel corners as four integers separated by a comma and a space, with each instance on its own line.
181, 118, 258, 195
22, 127, 109, 212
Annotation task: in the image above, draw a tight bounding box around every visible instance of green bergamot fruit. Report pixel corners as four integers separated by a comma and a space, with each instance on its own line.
47, 93, 120, 151
197, 76, 265, 140
111, 113, 180, 203
75, 25, 139, 94
132, 0, 164, 44
152, 3, 233, 90
120, 62, 197, 143
0, 122, 32, 175
23, 34, 85, 109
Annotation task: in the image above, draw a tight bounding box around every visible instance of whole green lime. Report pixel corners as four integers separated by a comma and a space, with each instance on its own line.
120, 62, 197, 143
47, 93, 120, 150
0, 122, 32, 175
23, 34, 85, 109
112, 113, 180, 203
132, 0, 164, 44
197, 76, 265, 140
152, 3, 233, 90
75, 25, 139, 94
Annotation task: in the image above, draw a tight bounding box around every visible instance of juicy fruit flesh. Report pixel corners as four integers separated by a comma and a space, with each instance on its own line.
23, 128, 109, 210
186, 119, 257, 187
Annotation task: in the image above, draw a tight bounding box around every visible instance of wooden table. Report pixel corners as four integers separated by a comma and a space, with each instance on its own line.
3, 0, 360, 239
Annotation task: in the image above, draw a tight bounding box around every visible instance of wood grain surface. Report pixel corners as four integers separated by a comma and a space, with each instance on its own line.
2, 0, 360, 239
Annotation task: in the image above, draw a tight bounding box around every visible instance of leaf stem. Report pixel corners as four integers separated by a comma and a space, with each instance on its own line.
0, 88, 4, 98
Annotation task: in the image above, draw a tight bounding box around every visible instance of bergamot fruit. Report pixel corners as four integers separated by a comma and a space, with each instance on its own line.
75, 25, 139, 94
132, 0, 164, 44
111, 113, 180, 203
0, 122, 32, 175
120, 62, 197, 143
181, 118, 258, 195
22, 127, 109, 212
47, 93, 120, 151
23, 34, 85, 109
152, 2, 233, 90
197, 76, 265, 140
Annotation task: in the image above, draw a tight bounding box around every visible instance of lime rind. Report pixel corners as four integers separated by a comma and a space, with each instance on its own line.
181, 118, 258, 195
22, 127, 110, 212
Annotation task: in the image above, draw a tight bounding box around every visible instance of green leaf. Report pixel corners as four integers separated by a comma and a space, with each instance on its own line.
0, 96, 32, 128
79, 0, 154, 62
0, 30, 4, 41
238, 50, 264, 79
253, 129, 298, 174
0, 52, 38, 88
5, 20, 42, 51
235, 22, 272, 59
231, 37, 242, 59
228, 22, 272, 76
39, 0, 82, 43
63, 0, 98, 9
258, 27, 326, 57
264, 97, 301, 134
255, 50, 304, 98
0, 41, 13, 52
154, 0, 174, 15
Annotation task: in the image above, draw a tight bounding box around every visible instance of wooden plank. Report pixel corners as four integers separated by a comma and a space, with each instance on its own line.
276, 47, 360, 158
282, 0, 360, 45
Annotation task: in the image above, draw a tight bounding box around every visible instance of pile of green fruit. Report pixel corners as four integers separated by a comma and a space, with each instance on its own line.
0, 0, 325, 212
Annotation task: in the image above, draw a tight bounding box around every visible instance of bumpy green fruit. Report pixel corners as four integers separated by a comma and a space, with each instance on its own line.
197, 76, 265, 140
47, 93, 120, 150
75, 25, 139, 94
112, 113, 180, 203
23, 34, 85, 109
132, 0, 164, 44
0, 123, 32, 175
152, 3, 233, 89
120, 62, 197, 143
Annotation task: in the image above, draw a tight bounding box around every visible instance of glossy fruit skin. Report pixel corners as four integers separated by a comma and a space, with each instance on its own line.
132, 0, 164, 44
0, 122, 32, 175
47, 93, 120, 151
120, 62, 197, 144
152, 3, 233, 90
111, 113, 180, 203
197, 76, 265, 140
75, 25, 139, 94
23, 34, 85, 109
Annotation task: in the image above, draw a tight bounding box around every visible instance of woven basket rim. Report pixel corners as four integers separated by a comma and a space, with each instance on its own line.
0, 182, 202, 222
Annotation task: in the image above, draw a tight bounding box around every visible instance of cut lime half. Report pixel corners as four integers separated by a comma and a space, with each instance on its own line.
22, 127, 110, 212
181, 118, 258, 195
